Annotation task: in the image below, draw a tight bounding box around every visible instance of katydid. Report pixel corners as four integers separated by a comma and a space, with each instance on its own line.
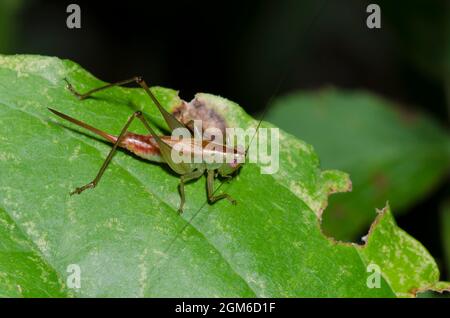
49, 76, 245, 213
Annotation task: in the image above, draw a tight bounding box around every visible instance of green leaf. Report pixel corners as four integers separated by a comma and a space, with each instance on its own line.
0, 54, 448, 297
266, 90, 450, 240
359, 205, 448, 297
0, 206, 66, 297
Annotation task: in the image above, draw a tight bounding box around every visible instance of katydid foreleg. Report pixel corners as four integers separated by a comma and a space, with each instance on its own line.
206, 170, 236, 205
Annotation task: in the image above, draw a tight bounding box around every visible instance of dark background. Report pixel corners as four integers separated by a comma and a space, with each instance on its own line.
7, 0, 449, 119
1, 0, 449, 280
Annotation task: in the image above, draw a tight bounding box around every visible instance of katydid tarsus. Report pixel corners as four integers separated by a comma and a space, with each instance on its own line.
49, 76, 247, 213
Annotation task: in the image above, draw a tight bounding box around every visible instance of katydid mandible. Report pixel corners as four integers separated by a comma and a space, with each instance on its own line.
49, 76, 245, 213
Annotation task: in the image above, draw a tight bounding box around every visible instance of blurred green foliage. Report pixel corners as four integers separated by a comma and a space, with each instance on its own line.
265, 1, 450, 282
267, 89, 450, 241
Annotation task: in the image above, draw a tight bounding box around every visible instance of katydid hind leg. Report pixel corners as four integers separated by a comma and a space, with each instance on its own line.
70, 111, 142, 195
134, 77, 187, 132
206, 170, 237, 205
64, 76, 186, 132
134, 112, 191, 175
64, 77, 138, 100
